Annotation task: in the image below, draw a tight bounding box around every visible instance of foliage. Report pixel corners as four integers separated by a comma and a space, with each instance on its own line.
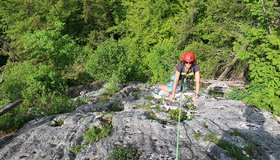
0, 62, 74, 131
82, 0, 126, 47
194, 132, 201, 139
175, 0, 249, 79
109, 146, 138, 160
0, 0, 120, 46
85, 38, 125, 83
230, 129, 242, 137
227, 88, 247, 100
230, 0, 280, 115
203, 133, 219, 143
243, 0, 279, 29
144, 38, 181, 83
0, 62, 63, 102
244, 141, 256, 157
233, 24, 280, 114
109, 102, 124, 112
69, 143, 84, 155
184, 42, 232, 79
69, 115, 113, 155
204, 134, 252, 160
244, 82, 280, 114
17, 23, 79, 70
1, 0, 55, 40
1, 0, 280, 132
85, 38, 147, 84
147, 111, 159, 121
168, 109, 189, 122
119, 0, 181, 47
83, 124, 112, 143
103, 83, 122, 96
217, 140, 251, 160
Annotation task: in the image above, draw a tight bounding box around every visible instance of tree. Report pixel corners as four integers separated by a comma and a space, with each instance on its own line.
233, 0, 280, 115
176, 0, 249, 79
117, 0, 182, 47
17, 21, 79, 71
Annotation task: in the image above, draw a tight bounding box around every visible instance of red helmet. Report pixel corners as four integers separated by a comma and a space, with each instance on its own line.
181, 51, 195, 62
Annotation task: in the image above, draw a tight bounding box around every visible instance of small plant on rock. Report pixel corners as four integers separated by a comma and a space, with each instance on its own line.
83, 124, 112, 143
134, 104, 146, 110
147, 111, 159, 121
203, 133, 219, 143
144, 105, 152, 111
204, 133, 251, 160
230, 129, 242, 137
144, 95, 154, 100
155, 104, 164, 112
160, 119, 168, 125
75, 97, 89, 105
110, 102, 123, 112
69, 142, 83, 155
194, 132, 201, 139
109, 146, 138, 160
244, 141, 256, 157
168, 109, 188, 122
186, 103, 196, 110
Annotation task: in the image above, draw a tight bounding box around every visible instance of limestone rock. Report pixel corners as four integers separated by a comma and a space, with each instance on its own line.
0, 83, 279, 160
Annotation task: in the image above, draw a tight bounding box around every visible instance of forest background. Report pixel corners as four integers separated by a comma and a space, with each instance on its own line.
0, 0, 279, 133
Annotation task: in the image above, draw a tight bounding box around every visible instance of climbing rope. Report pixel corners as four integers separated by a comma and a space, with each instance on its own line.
175, 77, 193, 159
175, 92, 183, 160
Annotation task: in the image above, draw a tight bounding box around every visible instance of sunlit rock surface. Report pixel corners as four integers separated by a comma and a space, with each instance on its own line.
0, 83, 279, 160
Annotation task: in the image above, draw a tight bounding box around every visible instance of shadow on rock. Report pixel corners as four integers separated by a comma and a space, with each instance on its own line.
208, 104, 280, 160
240, 106, 280, 159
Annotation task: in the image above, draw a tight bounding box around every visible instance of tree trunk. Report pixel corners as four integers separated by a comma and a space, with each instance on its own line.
238, 65, 249, 81
0, 99, 23, 117
217, 56, 238, 81
218, 42, 248, 81
0, 72, 3, 84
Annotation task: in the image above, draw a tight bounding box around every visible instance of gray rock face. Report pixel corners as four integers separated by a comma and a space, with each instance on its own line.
0, 83, 279, 160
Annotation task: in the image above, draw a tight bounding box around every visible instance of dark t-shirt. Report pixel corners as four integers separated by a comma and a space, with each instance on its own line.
176, 62, 200, 80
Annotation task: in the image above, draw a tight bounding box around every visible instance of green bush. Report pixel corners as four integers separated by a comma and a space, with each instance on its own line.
85, 38, 146, 84
144, 38, 181, 83
243, 82, 280, 115
0, 62, 73, 131
85, 38, 124, 82
227, 88, 247, 100
234, 25, 280, 115
18, 22, 80, 71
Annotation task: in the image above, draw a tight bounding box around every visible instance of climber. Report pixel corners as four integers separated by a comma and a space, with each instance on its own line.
159, 51, 200, 101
